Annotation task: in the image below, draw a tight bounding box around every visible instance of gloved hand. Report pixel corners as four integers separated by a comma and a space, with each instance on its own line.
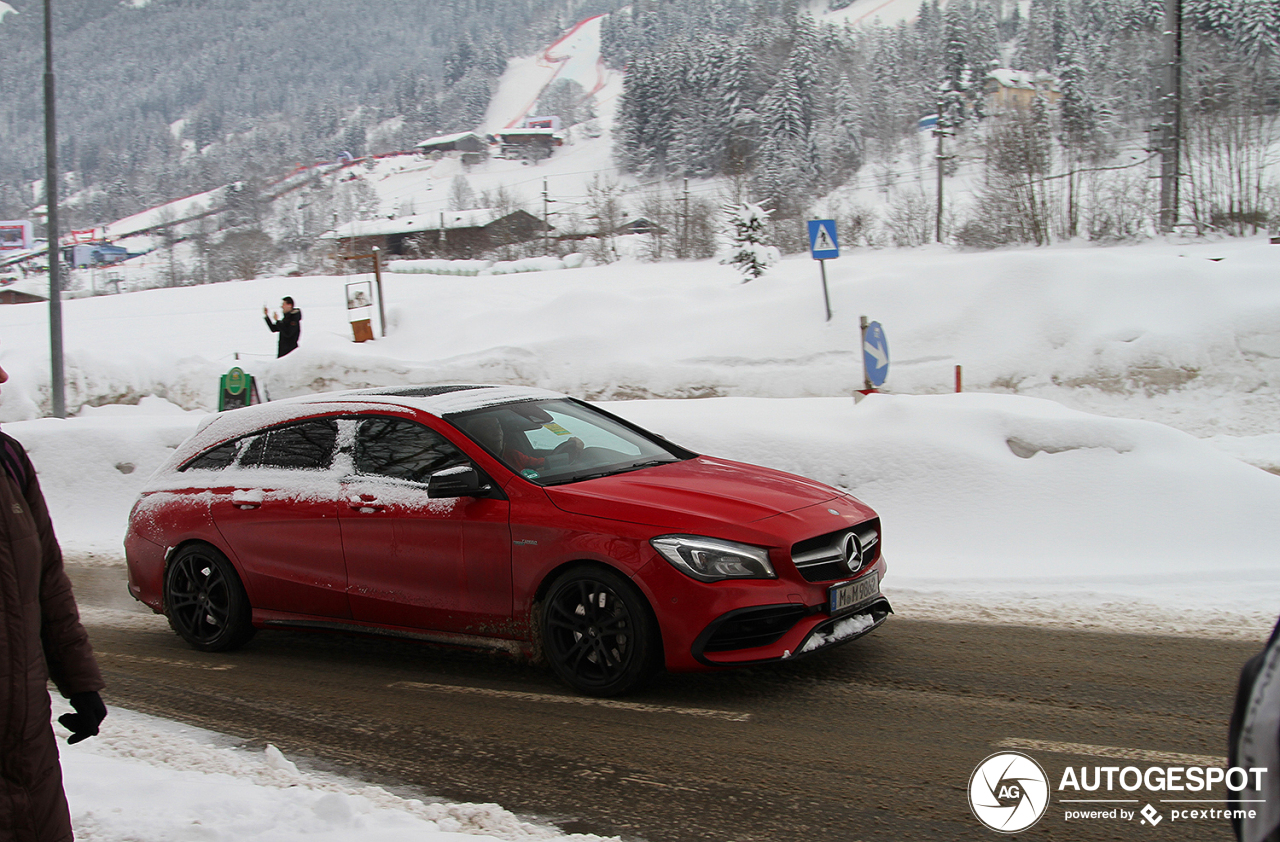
58, 691, 107, 744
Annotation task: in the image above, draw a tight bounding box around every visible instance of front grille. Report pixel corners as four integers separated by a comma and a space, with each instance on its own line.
791, 519, 880, 583
701, 605, 809, 652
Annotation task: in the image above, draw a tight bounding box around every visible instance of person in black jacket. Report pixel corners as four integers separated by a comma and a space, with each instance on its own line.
263, 297, 302, 357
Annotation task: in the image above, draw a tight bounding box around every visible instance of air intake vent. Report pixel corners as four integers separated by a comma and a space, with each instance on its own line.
701, 605, 809, 652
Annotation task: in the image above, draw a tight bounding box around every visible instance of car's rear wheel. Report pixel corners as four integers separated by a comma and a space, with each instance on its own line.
165, 544, 256, 652
541, 565, 659, 696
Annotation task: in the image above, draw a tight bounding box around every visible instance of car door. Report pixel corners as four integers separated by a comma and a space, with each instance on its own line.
208, 417, 350, 619
340, 415, 513, 635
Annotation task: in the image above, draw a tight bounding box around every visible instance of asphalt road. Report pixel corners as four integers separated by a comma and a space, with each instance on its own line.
68, 563, 1261, 842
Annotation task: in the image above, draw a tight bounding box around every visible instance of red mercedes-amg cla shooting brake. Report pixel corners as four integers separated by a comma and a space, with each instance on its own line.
125, 385, 890, 695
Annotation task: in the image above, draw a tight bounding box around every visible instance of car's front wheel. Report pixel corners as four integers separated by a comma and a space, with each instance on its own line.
165, 544, 256, 652
541, 565, 659, 696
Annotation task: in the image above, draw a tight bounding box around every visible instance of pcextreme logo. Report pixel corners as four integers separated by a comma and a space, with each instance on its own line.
968, 750, 1269, 834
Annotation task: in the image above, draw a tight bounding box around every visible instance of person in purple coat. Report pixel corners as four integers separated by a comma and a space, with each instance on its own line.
0, 361, 106, 842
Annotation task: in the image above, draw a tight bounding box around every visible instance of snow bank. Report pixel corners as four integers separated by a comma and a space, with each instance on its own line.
389, 259, 495, 276
5, 238, 1280, 441
9, 397, 204, 558
15, 390, 1280, 638
388, 256, 585, 276
601, 393, 1280, 638
603, 392, 1280, 578
56, 699, 616, 842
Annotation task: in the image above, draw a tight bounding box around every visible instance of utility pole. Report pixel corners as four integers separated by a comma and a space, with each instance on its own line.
333, 212, 342, 273
44, 0, 65, 418
542, 178, 550, 255
681, 178, 690, 258
1157, 0, 1183, 233
933, 121, 953, 244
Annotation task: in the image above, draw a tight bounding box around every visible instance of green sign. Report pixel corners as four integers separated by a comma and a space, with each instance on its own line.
225, 366, 248, 395
219, 367, 258, 410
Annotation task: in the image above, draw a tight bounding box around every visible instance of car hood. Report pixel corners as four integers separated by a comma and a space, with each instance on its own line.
543, 456, 841, 531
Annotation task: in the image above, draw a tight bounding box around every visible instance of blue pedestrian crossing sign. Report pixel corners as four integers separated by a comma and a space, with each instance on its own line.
808, 219, 840, 260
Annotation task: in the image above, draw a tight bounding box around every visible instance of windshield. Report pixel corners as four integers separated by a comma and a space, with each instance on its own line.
449, 399, 687, 485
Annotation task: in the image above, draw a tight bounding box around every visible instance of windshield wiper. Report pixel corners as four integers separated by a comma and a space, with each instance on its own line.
544, 458, 676, 486
620, 459, 675, 472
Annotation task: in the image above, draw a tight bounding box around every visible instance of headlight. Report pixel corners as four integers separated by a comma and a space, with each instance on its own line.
650, 535, 776, 582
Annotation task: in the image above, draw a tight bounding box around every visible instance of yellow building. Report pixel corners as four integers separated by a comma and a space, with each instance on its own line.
984, 69, 1062, 113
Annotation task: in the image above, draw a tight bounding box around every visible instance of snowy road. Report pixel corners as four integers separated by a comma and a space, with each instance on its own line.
70, 563, 1252, 842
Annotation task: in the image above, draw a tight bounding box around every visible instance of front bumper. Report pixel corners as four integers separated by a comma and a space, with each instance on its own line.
638, 553, 890, 672
691, 595, 892, 667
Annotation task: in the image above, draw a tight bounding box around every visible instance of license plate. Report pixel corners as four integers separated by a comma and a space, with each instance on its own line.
829, 573, 879, 615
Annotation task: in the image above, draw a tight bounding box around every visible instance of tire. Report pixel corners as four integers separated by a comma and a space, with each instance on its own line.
165, 544, 256, 652
541, 565, 659, 696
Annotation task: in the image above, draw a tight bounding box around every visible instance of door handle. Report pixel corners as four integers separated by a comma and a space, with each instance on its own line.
231, 491, 265, 510
347, 497, 385, 513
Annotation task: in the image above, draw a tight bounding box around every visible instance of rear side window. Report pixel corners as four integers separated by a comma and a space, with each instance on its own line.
239, 418, 339, 471
355, 417, 468, 482
182, 440, 240, 471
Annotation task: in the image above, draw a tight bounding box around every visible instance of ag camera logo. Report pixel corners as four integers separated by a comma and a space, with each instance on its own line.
969, 752, 1051, 833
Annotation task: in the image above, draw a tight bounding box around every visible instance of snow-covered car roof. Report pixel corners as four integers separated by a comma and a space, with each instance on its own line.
176, 384, 568, 466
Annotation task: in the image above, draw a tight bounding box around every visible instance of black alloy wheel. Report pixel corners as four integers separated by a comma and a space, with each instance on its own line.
165, 544, 256, 652
541, 566, 658, 696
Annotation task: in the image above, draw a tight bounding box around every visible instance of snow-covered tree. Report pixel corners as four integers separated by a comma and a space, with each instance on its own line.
937, 2, 983, 129
720, 202, 780, 281
448, 175, 476, 211
616, 53, 679, 176
1237, 0, 1280, 59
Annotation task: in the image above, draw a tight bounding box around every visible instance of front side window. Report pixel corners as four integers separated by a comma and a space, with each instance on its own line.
355, 416, 469, 482
450, 399, 686, 485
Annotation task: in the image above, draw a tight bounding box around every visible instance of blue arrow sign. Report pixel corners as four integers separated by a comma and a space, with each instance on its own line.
808, 219, 839, 260
863, 321, 889, 387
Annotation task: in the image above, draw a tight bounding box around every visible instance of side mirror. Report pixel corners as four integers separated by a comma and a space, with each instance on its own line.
427, 465, 491, 498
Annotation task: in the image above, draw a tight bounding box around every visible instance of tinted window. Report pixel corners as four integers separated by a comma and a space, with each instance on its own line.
240, 419, 338, 471
355, 417, 468, 482
452, 399, 684, 484
182, 440, 240, 471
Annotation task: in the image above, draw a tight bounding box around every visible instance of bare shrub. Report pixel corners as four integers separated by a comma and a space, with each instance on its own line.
1085, 173, 1154, 243
884, 189, 935, 247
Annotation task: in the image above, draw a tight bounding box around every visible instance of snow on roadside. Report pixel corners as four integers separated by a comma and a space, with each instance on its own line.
53, 699, 616, 842
602, 392, 1280, 642
17, 389, 1280, 642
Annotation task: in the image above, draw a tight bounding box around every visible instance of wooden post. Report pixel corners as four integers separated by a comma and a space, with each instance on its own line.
955, 364, 963, 393
372, 247, 386, 337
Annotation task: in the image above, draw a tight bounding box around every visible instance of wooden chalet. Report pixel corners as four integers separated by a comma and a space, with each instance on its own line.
324, 208, 551, 259
415, 132, 488, 156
